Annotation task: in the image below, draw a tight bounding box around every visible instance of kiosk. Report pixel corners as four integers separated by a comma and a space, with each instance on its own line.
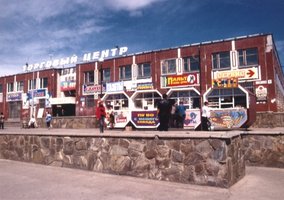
130, 89, 162, 129
167, 88, 201, 129
102, 83, 130, 128
204, 83, 256, 130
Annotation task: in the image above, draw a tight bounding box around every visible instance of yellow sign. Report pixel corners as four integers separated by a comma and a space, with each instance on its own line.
212, 78, 238, 88
213, 67, 259, 80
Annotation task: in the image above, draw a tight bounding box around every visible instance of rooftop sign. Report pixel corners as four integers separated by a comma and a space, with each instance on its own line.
23, 46, 128, 72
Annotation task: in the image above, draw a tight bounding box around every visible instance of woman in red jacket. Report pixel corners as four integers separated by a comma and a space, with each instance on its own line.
96, 101, 106, 133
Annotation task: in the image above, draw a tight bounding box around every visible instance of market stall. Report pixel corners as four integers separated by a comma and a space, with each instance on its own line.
130, 88, 162, 129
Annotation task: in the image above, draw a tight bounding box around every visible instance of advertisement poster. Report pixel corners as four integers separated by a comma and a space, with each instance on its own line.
131, 110, 159, 128
209, 108, 247, 129
113, 110, 130, 128
184, 109, 201, 129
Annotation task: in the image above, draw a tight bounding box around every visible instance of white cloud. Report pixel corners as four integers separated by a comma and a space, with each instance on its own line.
0, 0, 168, 76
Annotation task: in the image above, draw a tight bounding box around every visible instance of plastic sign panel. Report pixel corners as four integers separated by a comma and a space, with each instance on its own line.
136, 82, 154, 90
213, 67, 259, 81
209, 108, 247, 129
106, 82, 124, 92
131, 110, 159, 128
6, 92, 22, 102
184, 109, 201, 129
83, 84, 106, 95
113, 110, 130, 128
212, 78, 238, 88
61, 81, 76, 91
161, 73, 199, 87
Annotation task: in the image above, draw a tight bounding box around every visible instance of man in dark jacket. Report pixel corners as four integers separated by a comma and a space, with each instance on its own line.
157, 94, 171, 131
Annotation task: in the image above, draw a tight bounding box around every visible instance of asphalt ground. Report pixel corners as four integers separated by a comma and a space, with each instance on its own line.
0, 159, 284, 200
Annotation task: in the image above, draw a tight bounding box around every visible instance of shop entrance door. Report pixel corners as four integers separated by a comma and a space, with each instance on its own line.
8, 101, 21, 119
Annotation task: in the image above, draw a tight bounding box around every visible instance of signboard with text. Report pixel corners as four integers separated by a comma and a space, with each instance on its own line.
7, 92, 22, 102
82, 84, 106, 95
213, 67, 259, 81
161, 73, 199, 88
131, 110, 159, 128
61, 81, 76, 91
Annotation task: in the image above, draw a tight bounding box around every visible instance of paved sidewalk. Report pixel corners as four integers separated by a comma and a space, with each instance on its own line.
0, 159, 284, 200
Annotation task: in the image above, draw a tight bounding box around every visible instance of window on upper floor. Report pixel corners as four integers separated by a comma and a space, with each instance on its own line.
16, 81, 24, 91
40, 77, 48, 88
0, 84, 3, 93
238, 48, 258, 68
138, 63, 151, 79
119, 65, 132, 80
161, 59, 176, 75
212, 51, 230, 70
103, 68, 111, 83
28, 79, 36, 90
84, 71, 94, 85
7, 82, 14, 92
183, 56, 200, 72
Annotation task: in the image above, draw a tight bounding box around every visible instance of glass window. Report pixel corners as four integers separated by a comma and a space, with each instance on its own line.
103, 68, 111, 82
119, 65, 132, 80
84, 71, 94, 84
7, 82, 14, 92
28, 79, 36, 90
183, 56, 200, 72
238, 48, 258, 67
138, 63, 151, 79
16, 81, 24, 91
161, 59, 176, 75
212, 52, 230, 69
40, 77, 48, 88
168, 90, 200, 109
207, 88, 247, 108
86, 95, 94, 107
0, 84, 2, 93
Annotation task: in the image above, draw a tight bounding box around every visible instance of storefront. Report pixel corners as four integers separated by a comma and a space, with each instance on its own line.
7, 92, 22, 120
204, 79, 256, 129
130, 87, 162, 129
167, 88, 201, 129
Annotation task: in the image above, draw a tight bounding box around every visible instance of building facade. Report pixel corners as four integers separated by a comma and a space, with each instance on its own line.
0, 33, 283, 127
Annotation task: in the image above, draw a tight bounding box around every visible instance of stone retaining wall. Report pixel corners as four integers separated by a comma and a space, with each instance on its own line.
252, 112, 284, 128
0, 134, 244, 188
242, 134, 284, 168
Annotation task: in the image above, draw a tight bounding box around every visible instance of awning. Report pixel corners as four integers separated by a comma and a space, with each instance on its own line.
50, 97, 76, 105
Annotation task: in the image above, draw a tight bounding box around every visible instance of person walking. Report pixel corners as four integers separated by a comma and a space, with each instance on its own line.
176, 101, 186, 128
45, 112, 52, 129
96, 101, 106, 133
201, 101, 211, 131
157, 94, 171, 131
0, 112, 5, 129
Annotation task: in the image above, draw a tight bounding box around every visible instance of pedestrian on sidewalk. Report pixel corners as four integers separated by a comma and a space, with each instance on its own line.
0, 112, 5, 129
96, 101, 106, 133
45, 111, 52, 129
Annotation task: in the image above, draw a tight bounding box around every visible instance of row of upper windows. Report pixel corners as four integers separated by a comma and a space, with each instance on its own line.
0, 78, 48, 93
84, 48, 258, 84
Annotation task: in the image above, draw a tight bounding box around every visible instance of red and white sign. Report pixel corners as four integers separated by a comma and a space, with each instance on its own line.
161, 73, 199, 88
213, 67, 259, 81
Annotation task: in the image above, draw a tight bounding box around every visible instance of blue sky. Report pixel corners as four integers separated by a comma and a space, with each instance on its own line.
0, 0, 284, 76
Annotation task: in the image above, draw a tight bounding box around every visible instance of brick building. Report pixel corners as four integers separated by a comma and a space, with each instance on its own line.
0, 33, 283, 128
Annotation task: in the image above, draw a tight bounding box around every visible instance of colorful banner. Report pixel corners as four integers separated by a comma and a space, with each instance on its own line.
27, 89, 47, 99
161, 73, 199, 87
209, 108, 247, 129
212, 78, 238, 88
131, 111, 159, 128
60, 80, 76, 91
